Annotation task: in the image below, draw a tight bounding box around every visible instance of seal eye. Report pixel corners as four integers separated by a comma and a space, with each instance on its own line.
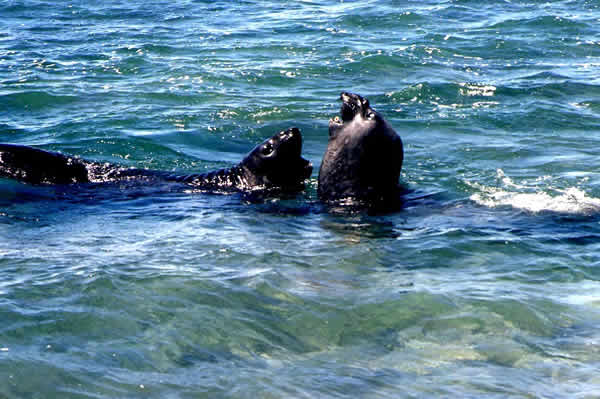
261, 142, 274, 156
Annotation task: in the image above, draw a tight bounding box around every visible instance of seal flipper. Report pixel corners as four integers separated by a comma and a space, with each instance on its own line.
0, 144, 90, 185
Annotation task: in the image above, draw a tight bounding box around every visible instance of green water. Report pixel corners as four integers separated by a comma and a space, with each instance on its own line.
1, 0, 600, 397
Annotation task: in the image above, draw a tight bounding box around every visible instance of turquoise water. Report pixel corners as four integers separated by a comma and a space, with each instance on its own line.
2, 0, 600, 397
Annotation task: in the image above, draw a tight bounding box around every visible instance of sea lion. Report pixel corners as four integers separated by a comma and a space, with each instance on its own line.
318, 92, 403, 206
0, 127, 313, 192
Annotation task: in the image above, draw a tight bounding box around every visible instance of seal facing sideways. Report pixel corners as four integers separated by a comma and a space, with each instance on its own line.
318, 92, 403, 206
0, 127, 313, 193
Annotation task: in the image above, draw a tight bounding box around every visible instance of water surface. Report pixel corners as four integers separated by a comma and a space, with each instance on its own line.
1, 0, 600, 397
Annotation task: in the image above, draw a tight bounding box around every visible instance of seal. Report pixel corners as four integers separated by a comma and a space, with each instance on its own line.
318, 92, 403, 206
0, 127, 313, 192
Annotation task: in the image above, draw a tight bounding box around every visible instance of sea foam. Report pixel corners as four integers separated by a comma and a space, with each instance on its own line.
469, 169, 600, 215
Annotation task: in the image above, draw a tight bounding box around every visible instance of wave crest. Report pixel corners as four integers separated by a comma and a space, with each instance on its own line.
468, 170, 600, 215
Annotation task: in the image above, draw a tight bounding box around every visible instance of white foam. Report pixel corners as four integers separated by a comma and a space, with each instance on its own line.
459, 82, 496, 97
557, 281, 600, 306
469, 170, 600, 215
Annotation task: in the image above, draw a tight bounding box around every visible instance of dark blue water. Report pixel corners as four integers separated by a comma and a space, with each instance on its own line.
2, 1, 600, 397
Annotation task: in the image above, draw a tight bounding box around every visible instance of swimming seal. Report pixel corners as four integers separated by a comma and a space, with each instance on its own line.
0, 127, 313, 192
318, 92, 403, 206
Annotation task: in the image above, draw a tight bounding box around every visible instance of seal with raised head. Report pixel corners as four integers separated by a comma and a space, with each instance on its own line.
0, 127, 312, 193
318, 92, 403, 206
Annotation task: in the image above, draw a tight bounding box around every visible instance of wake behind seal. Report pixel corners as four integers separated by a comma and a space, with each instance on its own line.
0, 127, 313, 193
318, 92, 404, 208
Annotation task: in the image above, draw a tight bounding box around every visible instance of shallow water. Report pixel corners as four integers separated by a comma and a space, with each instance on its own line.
2, 0, 600, 397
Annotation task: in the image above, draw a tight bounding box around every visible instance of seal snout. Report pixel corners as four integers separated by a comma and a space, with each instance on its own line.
284, 127, 312, 180
272, 127, 312, 185
278, 127, 302, 148
274, 127, 305, 164
339, 91, 369, 122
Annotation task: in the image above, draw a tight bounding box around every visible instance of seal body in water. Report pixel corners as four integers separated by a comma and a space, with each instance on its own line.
318, 92, 403, 207
0, 127, 313, 193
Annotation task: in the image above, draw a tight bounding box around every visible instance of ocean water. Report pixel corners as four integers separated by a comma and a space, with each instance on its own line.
1, 0, 600, 397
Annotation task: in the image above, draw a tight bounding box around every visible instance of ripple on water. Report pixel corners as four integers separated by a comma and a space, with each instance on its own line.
2, 0, 600, 397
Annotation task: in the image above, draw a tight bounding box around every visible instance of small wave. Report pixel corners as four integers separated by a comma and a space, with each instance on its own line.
0, 91, 79, 111
469, 170, 600, 215
561, 281, 600, 306
488, 14, 591, 32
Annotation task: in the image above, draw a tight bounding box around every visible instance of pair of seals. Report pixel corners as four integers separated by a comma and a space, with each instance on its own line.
1, 93, 403, 207
0, 127, 312, 193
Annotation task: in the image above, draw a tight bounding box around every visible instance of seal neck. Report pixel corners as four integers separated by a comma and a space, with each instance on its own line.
173, 165, 250, 190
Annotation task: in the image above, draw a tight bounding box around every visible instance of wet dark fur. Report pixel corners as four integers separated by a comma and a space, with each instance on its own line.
318, 92, 403, 207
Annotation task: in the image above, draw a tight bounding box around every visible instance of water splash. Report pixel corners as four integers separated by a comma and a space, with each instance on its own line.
469, 169, 600, 215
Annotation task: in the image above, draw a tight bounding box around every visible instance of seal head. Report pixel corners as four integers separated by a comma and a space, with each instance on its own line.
241, 127, 313, 191
318, 92, 403, 206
